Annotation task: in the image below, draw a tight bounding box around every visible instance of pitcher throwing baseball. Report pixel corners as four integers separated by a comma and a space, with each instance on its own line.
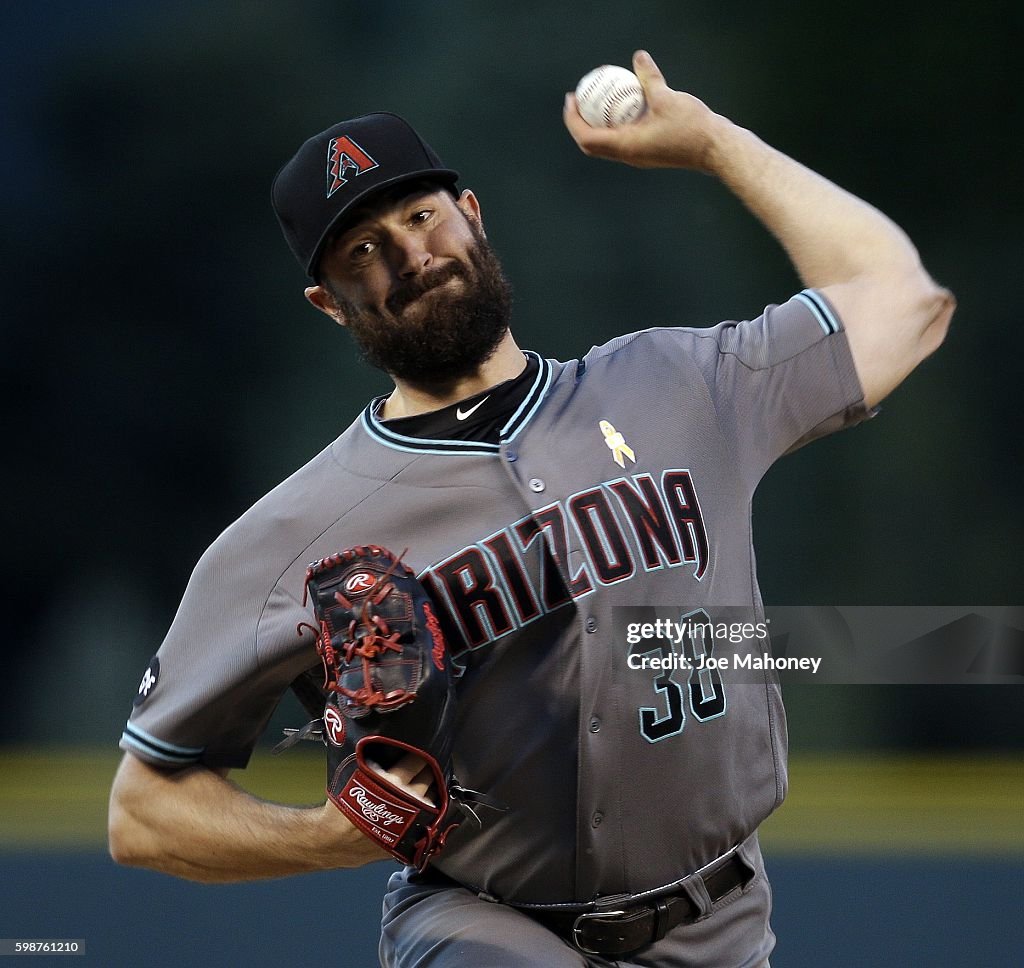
109, 50, 954, 966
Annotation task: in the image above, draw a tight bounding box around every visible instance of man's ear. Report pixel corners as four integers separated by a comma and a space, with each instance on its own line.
304, 284, 347, 327
456, 189, 484, 235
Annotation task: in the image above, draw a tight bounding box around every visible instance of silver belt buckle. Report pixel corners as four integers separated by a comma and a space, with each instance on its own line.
571, 908, 627, 955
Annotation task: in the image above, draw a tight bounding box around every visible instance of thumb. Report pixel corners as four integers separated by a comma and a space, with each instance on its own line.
632, 49, 666, 93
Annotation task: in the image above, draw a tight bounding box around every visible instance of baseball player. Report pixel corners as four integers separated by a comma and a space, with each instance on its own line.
108, 51, 954, 966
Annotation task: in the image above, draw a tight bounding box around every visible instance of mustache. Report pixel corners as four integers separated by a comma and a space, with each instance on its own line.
385, 261, 466, 314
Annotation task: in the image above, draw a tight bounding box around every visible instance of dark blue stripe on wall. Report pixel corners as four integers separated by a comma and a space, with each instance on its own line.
0, 853, 1019, 967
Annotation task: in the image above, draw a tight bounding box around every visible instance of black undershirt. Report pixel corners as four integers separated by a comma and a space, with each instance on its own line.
380, 355, 540, 444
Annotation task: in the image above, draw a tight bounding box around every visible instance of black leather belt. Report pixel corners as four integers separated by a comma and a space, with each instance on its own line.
517, 850, 754, 957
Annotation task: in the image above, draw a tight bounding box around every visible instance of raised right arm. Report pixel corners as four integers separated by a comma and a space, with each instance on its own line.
108, 751, 387, 882
563, 50, 955, 410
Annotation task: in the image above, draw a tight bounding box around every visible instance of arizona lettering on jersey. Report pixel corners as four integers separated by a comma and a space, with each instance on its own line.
422, 469, 709, 659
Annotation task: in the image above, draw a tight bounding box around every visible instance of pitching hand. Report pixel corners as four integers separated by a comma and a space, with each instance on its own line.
366, 752, 437, 807
563, 50, 728, 173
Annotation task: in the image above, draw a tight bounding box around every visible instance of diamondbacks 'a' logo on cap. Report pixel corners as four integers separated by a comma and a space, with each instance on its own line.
326, 136, 379, 198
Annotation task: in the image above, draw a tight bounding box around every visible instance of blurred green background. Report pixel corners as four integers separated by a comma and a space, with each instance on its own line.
1, 1, 1021, 964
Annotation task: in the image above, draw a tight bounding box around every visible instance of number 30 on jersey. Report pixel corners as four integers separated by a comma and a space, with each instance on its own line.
636, 608, 727, 743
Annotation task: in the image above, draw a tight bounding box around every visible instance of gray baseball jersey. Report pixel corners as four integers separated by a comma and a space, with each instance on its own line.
121, 289, 868, 908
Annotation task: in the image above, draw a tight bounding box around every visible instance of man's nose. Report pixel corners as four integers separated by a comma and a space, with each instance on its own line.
388, 234, 431, 278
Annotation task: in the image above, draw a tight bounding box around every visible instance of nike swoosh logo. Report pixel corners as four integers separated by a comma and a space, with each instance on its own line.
456, 396, 490, 421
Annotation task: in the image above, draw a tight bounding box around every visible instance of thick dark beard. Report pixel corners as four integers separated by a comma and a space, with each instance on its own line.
327, 227, 513, 392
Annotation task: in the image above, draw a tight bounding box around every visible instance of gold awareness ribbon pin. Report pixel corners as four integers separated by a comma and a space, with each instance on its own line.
599, 420, 636, 469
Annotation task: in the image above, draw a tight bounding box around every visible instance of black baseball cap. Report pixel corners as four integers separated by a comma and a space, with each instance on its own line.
271, 112, 459, 279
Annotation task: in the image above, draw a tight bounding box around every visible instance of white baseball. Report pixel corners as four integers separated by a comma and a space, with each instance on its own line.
574, 65, 646, 128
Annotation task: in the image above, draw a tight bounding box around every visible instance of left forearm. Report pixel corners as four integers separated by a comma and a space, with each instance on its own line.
702, 120, 954, 407
705, 122, 925, 289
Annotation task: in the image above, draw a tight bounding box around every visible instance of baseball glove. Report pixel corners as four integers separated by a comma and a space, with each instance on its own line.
285, 545, 486, 871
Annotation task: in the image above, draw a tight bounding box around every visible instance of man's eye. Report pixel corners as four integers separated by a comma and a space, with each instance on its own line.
349, 241, 376, 261
412, 209, 432, 224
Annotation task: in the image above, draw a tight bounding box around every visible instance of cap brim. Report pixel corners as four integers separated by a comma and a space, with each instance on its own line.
306, 167, 460, 277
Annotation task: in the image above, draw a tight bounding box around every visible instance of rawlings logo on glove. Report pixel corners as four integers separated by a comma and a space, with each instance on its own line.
347, 783, 410, 827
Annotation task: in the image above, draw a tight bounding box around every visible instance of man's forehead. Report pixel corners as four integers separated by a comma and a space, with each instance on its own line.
336, 181, 455, 237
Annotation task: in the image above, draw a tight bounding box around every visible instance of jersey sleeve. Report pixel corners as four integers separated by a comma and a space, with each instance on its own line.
119, 527, 310, 771
684, 288, 873, 485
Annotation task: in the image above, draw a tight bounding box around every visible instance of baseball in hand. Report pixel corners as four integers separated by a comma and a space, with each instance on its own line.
574, 65, 647, 128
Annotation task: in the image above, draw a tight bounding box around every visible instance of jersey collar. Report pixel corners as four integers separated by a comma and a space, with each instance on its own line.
361, 351, 553, 456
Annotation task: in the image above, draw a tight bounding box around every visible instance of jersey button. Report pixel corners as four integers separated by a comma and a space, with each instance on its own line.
528, 478, 545, 492
591, 812, 603, 828
506, 451, 518, 462
589, 718, 601, 733
585, 617, 598, 633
